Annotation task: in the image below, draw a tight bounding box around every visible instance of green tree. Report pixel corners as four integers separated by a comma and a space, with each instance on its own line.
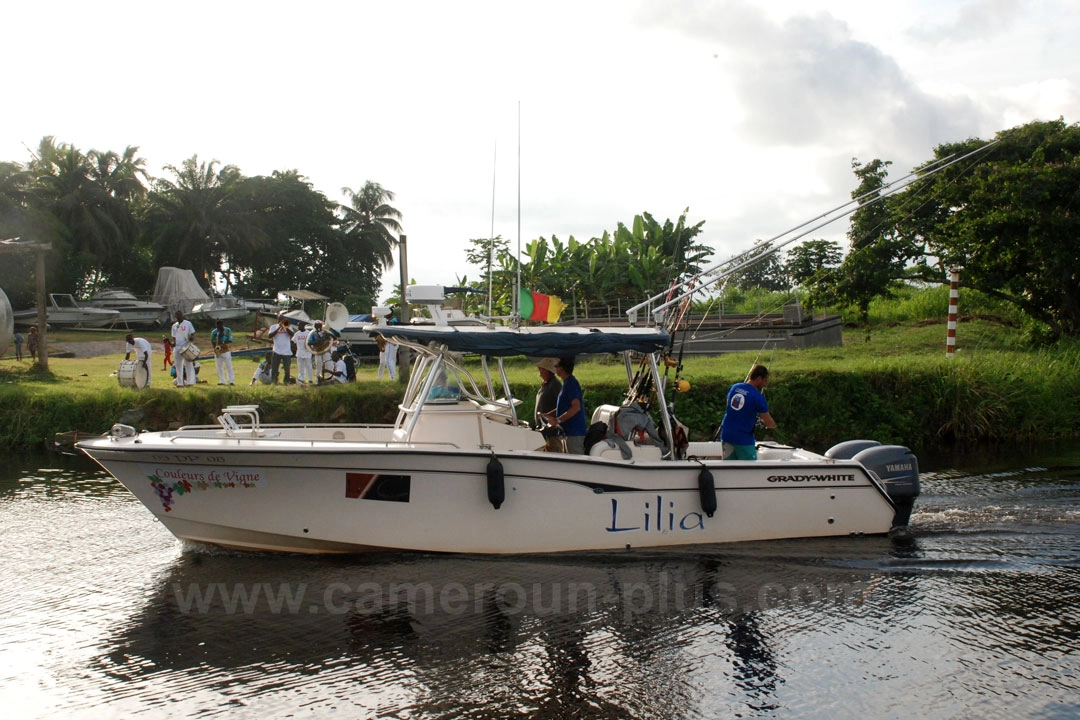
228, 170, 345, 299
143, 155, 267, 289
338, 182, 403, 271
464, 235, 514, 314
896, 118, 1080, 339
786, 239, 842, 286
827, 158, 919, 333
786, 238, 842, 311
725, 239, 791, 292
27, 137, 148, 294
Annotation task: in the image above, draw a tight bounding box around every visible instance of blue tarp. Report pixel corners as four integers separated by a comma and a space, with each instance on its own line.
365, 324, 670, 357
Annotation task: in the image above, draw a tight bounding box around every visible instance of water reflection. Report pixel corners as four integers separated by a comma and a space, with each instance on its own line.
93, 541, 908, 717
3, 453, 1079, 718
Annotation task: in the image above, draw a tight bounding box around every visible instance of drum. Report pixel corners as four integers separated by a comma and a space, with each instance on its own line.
117, 359, 149, 389
178, 342, 200, 361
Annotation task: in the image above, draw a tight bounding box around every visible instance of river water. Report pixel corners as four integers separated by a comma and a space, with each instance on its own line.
1, 449, 1078, 719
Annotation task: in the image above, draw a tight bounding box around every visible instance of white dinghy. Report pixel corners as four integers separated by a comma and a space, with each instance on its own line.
78, 292, 920, 555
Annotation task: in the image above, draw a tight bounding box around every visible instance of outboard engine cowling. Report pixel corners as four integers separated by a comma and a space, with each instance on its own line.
852, 445, 920, 534
825, 439, 881, 460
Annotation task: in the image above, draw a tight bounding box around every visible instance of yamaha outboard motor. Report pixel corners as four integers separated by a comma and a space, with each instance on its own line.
826, 440, 921, 536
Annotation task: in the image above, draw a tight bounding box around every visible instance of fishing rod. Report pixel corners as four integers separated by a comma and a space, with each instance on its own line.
626, 138, 1001, 326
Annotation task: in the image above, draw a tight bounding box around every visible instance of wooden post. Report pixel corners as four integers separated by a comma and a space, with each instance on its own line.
34, 246, 49, 371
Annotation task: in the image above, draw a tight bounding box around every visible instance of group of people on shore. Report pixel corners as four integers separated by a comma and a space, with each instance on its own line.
123, 311, 374, 388
248, 315, 355, 386
11, 327, 38, 362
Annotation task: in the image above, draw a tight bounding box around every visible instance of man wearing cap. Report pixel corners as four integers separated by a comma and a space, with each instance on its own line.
307, 320, 332, 382
534, 357, 563, 450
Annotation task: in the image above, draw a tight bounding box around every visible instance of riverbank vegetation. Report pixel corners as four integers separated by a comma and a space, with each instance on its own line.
2, 286, 1077, 455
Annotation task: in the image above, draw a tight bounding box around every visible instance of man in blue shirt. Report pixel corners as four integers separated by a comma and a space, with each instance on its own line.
545, 357, 587, 454
719, 365, 777, 460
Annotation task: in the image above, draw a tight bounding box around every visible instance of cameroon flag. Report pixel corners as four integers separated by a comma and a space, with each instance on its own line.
519, 288, 566, 323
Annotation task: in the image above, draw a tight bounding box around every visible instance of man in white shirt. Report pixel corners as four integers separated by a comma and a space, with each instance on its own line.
293, 321, 313, 385
124, 334, 153, 387
329, 349, 348, 383
170, 310, 197, 387
267, 314, 295, 384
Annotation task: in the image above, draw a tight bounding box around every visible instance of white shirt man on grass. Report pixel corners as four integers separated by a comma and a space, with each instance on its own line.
170, 311, 197, 387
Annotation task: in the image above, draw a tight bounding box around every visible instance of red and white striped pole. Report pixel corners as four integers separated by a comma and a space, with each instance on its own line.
946, 269, 959, 359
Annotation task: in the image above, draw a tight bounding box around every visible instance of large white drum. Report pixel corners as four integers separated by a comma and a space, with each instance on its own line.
118, 359, 149, 389
178, 342, 200, 361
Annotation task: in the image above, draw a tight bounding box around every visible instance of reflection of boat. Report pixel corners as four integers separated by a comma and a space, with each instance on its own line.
86, 288, 168, 328
16, 293, 121, 328
79, 284, 921, 555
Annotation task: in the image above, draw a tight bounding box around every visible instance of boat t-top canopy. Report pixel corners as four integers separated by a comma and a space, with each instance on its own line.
366, 324, 671, 357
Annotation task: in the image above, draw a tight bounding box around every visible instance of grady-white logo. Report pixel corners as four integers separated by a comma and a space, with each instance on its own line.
767, 474, 857, 483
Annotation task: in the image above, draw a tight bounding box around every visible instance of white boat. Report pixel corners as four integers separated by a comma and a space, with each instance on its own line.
16, 293, 121, 328
86, 288, 169, 328
151, 266, 248, 322
189, 295, 248, 322
78, 287, 920, 555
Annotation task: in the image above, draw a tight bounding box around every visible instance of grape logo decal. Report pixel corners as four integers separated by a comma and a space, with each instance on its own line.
141, 464, 267, 512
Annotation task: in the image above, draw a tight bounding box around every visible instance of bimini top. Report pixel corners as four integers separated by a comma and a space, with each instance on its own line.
365, 324, 671, 357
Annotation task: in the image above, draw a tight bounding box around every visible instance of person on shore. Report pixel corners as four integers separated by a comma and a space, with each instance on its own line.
124, 334, 153, 386
171, 310, 197, 387
161, 337, 173, 371
307, 320, 331, 383
293, 321, 313, 385
27, 327, 38, 362
250, 351, 273, 385
376, 335, 398, 381
328, 349, 349, 383
13, 331, 23, 361
268, 314, 295, 384
717, 364, 777, 461
543, 357, 587, 454
534, 357, 562, 451
211, 320, 235, 385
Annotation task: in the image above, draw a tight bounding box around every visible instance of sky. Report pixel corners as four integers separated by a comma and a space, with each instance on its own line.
3, 0, 1077, 304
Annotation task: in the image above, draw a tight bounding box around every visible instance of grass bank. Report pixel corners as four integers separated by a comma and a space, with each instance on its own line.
2, 318, 1077, 454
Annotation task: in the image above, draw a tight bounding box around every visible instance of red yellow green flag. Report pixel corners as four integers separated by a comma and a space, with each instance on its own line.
519, 288, 566, 323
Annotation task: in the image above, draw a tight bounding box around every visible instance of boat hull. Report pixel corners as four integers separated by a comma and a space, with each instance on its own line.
79, 432, 899, 554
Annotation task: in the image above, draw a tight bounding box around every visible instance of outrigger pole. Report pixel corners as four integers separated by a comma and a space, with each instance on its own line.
625, 139, 1001, 327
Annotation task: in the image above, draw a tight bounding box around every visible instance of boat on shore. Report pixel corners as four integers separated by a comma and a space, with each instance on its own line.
78, 286, 920, 555
86, 288, 169, 328
15, 293, 121, 328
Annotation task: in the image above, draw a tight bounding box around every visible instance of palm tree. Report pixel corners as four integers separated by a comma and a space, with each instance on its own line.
27, 137, 146, 291
144, 155, 266, 288
338, 181, 403, 270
